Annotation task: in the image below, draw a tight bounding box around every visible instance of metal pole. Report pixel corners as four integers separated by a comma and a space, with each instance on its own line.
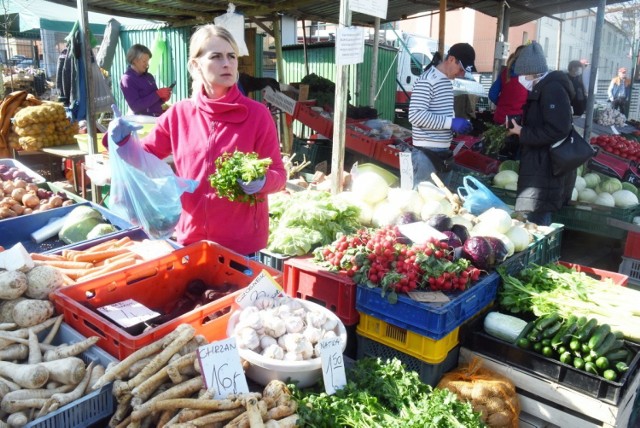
330, 0, 351, 195
301, 19, 309, 77
273, 16, 292, 155
492, 1, 506, 83
584, 0, 606, 141
557, 20, 563, 71
370, 18, 380, 108
77, 0, 98, 202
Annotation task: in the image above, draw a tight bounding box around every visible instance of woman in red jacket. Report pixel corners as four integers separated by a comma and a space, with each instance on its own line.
110, 25, 287, 256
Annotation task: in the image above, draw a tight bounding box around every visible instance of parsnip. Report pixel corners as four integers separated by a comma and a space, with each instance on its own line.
2, 384, 73, 402
0, 316, 60, 350
41, 315, 63, 345
0, 345, 28, 361
166, 407, 245, 427
245, 396, 265, 428
226, 400, 268, 428
27, 330, 41, 365
38, 362, 94, 418
38, 357, 86, 385
0, 324, 17, 331
0, 333, 55, 352
86, 364, 105, 394
0, 362, 48, 389
169, 389, 214, 424
0, 377, 21, 392
264, 414, 299, 428
109, 393, 131, 428
6, 411, 27, 427
127, 357, 153, 379
0, 398, 48, 414
43, 336, 99, 361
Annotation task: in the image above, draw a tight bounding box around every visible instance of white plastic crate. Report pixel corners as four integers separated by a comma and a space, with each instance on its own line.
25, 323, 116, 428
619, 256, 640, 288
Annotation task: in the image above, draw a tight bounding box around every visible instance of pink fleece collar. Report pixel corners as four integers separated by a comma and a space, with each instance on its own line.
194, 84, 249, 123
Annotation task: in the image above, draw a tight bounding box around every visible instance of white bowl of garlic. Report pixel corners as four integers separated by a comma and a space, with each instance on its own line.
226, 296, 347, 388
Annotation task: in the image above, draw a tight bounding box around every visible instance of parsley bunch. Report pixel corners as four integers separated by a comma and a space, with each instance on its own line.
208, 150, 272, 204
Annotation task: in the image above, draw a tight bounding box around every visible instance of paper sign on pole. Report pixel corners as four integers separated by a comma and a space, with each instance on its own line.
399, 152, 413, 190
235, 270, 283, 309
349, 0, 388, 19
336, 26, 365, 66
197, 337, 249, 399
263, 87, 297, 115
319, 337, 347, 395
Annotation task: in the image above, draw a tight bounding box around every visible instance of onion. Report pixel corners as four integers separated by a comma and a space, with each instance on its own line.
22, 194, 40, 209
11, 188, 27, 203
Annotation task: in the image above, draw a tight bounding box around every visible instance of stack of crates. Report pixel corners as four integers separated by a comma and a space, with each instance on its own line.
355, 272, 501, 387
619, 231, 640, 288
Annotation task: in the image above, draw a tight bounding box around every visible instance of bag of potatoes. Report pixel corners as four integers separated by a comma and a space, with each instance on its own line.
437, 357, 519, 428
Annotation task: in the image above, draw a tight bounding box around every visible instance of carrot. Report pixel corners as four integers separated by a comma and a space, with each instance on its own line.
52, 268, 93, 280
113, 236, 132, 248
30, 253, 66, 262
125, 266, 158, 284
61, 249, 82, 260
72, 248, 130, 263
34, 260, 94, 270
94, 251, 137, 267
83, 238, 119, 253
60, 272, 75, 287
75, 257, 138, 282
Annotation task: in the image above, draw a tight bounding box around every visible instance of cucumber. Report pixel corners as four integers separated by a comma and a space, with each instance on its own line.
605, 349, 630, 362
603, 369, 617, 381
576, 318, 598, 341
576, 316, 588, 327
528, 330, 543, 343
615, 361, 629, 373
612, 330, 624, 340
588, 324, 612, 350
584, 361, 599, 375
607, 339, 625, 353
516, 320, 537, 342
573, 357, 585, 370
542, 321, 563, 339
559, 320, 581, 346
535, 313, 561, 331
593, 332, 617, 357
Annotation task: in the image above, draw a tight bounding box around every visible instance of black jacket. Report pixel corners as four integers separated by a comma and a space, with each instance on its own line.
516, 71, 577, 214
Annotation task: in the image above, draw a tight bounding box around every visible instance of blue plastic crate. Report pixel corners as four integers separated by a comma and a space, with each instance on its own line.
356, 334, 460, 387
0, 202, 135, 254
27, 323, 116, 428
356, 272, 500, 340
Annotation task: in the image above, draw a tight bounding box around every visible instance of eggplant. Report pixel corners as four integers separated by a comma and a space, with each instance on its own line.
461, 236, 496, 270
450, 224, 470, 243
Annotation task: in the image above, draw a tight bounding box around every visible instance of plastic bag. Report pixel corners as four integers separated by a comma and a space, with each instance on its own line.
108, 130, 198, 239
214, 3, 249, 56
148, 31, 174, 89
91, 61, 116, 113
457, 175, 512, 215
438, 357, 520, 427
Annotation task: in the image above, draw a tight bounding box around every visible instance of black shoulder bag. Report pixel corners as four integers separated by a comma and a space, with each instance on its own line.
549, 125, 596, 176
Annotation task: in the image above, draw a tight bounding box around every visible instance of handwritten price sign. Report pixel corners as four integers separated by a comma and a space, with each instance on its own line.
235, 270, 283, 309
197, 337, 249, 399
320, 337, 346, 395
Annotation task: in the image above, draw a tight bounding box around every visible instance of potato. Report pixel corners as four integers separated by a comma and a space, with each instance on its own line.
0, 298, 26, 323
11, 299, 54, 327
0, 271, 28, 300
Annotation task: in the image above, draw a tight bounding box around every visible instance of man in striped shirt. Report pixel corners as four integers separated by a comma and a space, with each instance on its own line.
408, 43, 476, 185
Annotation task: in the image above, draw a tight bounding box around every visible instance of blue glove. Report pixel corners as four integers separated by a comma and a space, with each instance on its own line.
237, 176, 266, 195
108, 104, 143, 146
451, 118, 473, 135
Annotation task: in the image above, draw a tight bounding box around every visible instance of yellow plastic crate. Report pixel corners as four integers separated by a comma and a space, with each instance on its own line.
356, 312, 459, 364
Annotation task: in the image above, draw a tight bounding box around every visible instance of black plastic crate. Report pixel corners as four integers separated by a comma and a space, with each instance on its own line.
464, 318, 640, 405
292, 138, 332, 173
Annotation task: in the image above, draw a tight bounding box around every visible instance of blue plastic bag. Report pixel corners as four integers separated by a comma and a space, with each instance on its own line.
108, 128, 198, 239
457, 176, 512, 215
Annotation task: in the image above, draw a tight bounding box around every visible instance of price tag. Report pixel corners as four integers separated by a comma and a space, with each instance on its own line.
127, 240, 175, 260
336, 26, 365, 66
407, 291, 450, 304
197, 337, 249, 399
235, 270, 283, 309
349, 0, 388, 19
320, 337, 347, 395
611, 125, 620, 135
96, 299, 160, 328
397, 221, 447, 245
399, 152, 413, 190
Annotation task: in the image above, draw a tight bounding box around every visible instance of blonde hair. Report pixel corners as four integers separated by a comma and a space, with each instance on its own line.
505, 45, 526, 82
187, 24, 239, 97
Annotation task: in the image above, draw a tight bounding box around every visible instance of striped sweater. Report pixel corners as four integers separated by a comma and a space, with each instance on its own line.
408, 67, 454, 149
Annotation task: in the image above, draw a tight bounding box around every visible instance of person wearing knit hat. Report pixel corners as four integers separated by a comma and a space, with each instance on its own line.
506, 41, 577, 226
567, 60, 587, 116
608, 66, 631, 116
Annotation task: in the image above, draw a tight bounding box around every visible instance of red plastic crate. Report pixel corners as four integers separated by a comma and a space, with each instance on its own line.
52, 241, 282, 359
557, 261, 628, 286
453, 150, 500, 174
624, 231, 640, 259
293, 102, 333, 137
283, 256, 359, 325
372, 142, 400, 169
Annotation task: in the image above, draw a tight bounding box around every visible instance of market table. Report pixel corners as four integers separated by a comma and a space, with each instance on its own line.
574, 116, 638, 137
40, 143, 90, 193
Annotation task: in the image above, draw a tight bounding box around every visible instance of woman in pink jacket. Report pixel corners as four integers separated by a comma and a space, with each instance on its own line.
111, 25, 286, 255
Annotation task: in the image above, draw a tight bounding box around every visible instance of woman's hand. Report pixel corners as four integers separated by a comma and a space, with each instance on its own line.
507, 119, 522, 137
156, 87, 172, 102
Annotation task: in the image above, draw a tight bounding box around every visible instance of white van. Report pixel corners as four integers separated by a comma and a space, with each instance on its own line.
390, 32, 486, 115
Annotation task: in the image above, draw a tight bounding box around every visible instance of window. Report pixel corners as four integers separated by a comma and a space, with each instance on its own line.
522, 32, 529, 44
409, 53, 429, 76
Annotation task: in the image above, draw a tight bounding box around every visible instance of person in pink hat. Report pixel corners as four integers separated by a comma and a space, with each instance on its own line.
608, 67, 631, 115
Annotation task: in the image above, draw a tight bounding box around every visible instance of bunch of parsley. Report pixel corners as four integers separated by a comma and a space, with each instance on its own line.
291, 358, 484, 428
208, 150, 272, 204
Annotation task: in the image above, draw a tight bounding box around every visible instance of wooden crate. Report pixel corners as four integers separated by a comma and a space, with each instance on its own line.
460, 348, 639, 428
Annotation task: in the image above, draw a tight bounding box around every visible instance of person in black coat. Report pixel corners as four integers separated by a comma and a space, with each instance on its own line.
506, 42, 577, 226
